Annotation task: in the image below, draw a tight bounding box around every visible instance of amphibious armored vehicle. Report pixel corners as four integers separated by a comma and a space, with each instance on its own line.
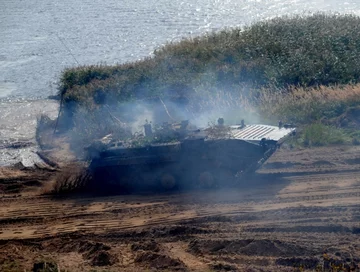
87, 119, 295, 192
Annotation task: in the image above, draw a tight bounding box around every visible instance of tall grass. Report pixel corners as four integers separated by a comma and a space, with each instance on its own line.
258, 84, 360, 124
257, 84, 360, 146
52, 14, 360, 148
59, 14, 360, 111
302, 123, 348, 146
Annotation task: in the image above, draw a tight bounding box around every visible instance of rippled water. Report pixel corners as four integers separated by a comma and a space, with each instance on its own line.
1, 0, 360, 165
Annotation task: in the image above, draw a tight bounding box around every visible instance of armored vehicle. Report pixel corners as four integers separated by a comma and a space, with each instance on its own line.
87, 119, 295, 192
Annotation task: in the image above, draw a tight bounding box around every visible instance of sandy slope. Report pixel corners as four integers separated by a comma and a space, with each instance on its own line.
0, 146, 359, 271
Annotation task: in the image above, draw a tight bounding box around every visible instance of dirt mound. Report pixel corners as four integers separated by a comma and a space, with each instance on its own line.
118, 225, 210, 240
43, 239, 110, 254
135, 252, 186, 270
210, 262, 238, 271
275, 257, 319, 269
42, 239, 117, 266
165, 225, 209, 236
131, 239, 161, 252
89, 250, 117, 266
188, 239, 312, 257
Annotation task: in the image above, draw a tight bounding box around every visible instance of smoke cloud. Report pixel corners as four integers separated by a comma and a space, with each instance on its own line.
57, 81, 267, 161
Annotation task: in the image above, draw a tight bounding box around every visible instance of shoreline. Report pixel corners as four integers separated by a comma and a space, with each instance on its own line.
0, 99, 59, 166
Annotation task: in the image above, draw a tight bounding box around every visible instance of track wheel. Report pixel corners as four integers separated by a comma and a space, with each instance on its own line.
198, 171, 215, 188
160, 173, 176, 190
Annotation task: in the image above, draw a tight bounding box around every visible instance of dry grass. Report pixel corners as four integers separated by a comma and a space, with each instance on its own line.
255, 84, 360, 146
257, 84, 360, 124
190, 83, 360, 127
52, 14, 360, 149
58, 14, 360, 116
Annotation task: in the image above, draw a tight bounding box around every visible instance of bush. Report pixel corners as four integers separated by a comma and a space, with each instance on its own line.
257, 84, 360, 124
53, 14, 360, 149
301, 123, 348, 147
59, 14, 360, 112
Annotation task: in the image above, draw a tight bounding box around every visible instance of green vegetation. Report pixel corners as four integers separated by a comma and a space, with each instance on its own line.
60, 14, 360, 107
301, 123, 348, 147
258, 85, 360, 124
258, 84, 360, 146
55, 13, 360, 148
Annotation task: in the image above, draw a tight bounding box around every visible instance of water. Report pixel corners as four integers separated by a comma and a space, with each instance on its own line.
1, 0, 360, 165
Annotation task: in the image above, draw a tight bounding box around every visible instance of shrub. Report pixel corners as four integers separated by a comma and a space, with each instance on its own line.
257, 84, 360, 124
59, 14, 360, 113
52, 14, 360, 149
301, 123, 349, 147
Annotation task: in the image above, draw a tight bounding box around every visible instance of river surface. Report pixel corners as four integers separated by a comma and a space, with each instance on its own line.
1, 0, 360, 165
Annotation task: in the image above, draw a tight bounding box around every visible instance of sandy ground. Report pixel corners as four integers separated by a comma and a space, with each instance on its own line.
0, 146, 360, 271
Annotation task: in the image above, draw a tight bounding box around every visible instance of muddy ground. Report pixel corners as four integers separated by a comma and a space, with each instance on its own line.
0, 146, 360, 271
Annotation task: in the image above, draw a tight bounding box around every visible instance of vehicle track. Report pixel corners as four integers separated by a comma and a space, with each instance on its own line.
1, 169, 359, 240
1, 147, 360, 271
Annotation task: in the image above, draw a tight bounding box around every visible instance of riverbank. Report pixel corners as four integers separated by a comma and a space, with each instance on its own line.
0, 99, 58, 166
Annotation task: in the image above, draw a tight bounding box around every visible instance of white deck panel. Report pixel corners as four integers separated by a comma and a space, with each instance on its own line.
230, 125, 295, 142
